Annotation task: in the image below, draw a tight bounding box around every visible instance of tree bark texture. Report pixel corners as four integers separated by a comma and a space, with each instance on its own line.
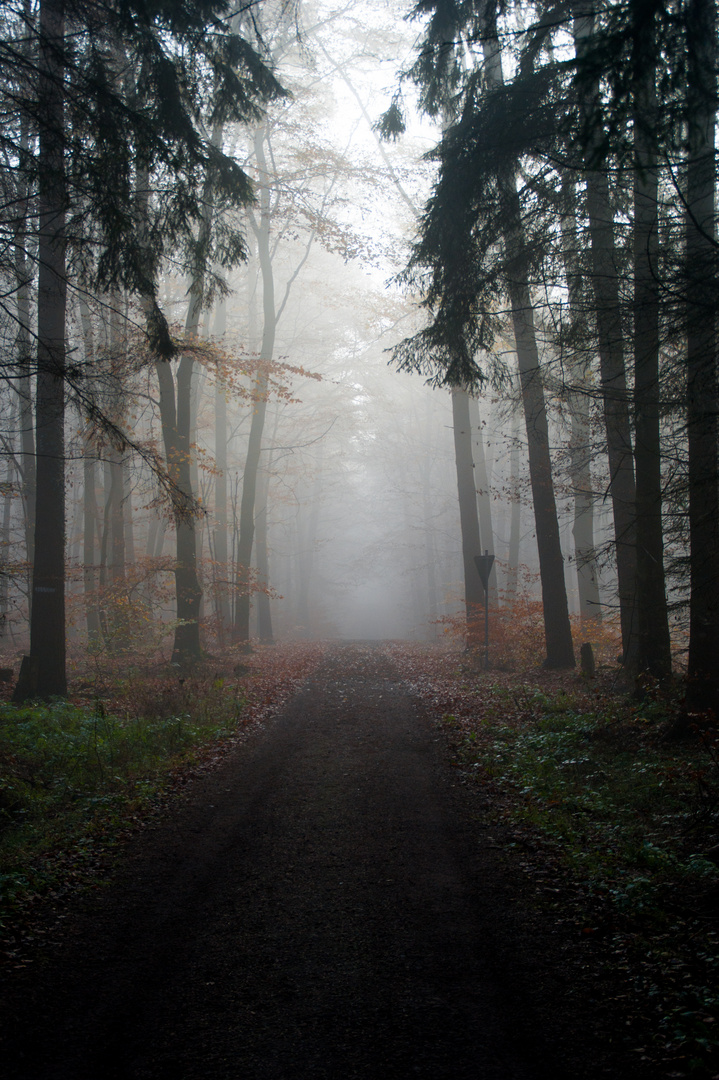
559, 181, 602, 625
505, 419, 521, 602
451, 389, 484, 639
83, 434, 101, 644
234, 126, 275, 645
15, 102, 36, 585
156, 356, 202, 666
573, 3, 639, 671
78, 300, 101, 643
509, 285, 576, 667
157, 121, 223, 665
213, 304, 231, 640
255, 460, 273, 643
482, 3, 574, 667
26, 0, 67, 699
468, 396, 498, 607
631, 5, 672, 679
685, 0, 719, 714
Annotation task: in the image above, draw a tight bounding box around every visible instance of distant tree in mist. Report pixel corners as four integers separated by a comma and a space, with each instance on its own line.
2, 0, 283, 693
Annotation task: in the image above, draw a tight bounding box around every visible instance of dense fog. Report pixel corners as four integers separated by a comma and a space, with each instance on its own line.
7, 0, 694, 692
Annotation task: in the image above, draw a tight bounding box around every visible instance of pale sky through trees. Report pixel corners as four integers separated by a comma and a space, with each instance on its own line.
0, 0, 636, 674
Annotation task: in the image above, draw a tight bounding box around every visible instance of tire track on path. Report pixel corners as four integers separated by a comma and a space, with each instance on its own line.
3, 644, 559, 1079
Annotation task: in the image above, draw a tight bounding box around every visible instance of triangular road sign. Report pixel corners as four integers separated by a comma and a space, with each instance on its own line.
473, 552, 495, 589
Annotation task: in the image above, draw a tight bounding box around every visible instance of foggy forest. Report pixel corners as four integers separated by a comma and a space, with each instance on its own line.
3, 2, 719, 1078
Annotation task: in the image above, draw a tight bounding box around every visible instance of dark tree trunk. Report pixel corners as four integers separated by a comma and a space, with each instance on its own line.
234, 127, 275, 646
123, 459, 135, 566
15, 107, 35, 592
109, 449, 125, 585
451, 389, 484, 640
560, 180, 602, 625
506, 419, 521, 602
255, 408, 278, 645
509, 287, 576, 667
573, 4, 639, 671
468, 395, 498, 606
422, 402, 439, 632
255, 461, 273, 644
632, 7, 672, 679
482, 5, 575, 668
83, 435, 101, 645
234, 374, 268, 645
156, 356, 202, 666
78, 300, 101, 643
156, 122, 223, 666
23, 0, 67, 699
0, 458, 14, 638
212, 301, 231, 640
685, 0, 719, 714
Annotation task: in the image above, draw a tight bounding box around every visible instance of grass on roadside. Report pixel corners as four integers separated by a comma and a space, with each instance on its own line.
0, 672, 246, 933
441, 680, 719, 1076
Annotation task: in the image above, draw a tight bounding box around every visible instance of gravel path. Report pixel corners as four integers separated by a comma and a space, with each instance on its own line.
2, 645, 575, 1079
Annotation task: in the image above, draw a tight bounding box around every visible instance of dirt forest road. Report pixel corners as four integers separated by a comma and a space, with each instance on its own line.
3, 645, 612, 1079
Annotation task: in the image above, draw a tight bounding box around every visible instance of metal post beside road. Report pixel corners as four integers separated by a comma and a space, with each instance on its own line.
473, 550, 495, 670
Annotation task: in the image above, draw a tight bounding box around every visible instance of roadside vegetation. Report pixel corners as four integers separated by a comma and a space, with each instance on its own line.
387, 615, 719, 1079
4, 613, 719, 1076
0, 642, 326, 953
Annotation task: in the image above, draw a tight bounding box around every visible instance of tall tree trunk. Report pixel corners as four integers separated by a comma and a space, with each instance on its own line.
482, 4, 575, 667
468, 395, 498, 606
234, 381, 268, 645
83, 433, 101, 644
255, 458, 273, 644
685, 0, 719, 714
255, 407, 279, 645
421, 401, 439, 633
98, 460, 111, 645
212, 301, 231, 640
560, 180, 602, 625
573, 3, 639, 671
569, 410, 601, 624
296, 459, 323, 636
109, 449, 125, 585
156, 355, 202, 666
451, 389, 484, 640
234, 126, 275, 646
632, 5, 672, 679
105, 299, 128, 650
153, 517, 167, 558
123, 459, 135, 566
21, 0, 67, 699
156, 121, 223, 665
505, 419, 522, 602
78, 299, 101, 642
510, 298, 575, 667
0, 458, 14, 638
14, 98, 35, 592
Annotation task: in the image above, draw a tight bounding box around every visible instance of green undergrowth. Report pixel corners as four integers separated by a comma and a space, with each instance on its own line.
0, 674, 246, 933
444, 683, 719, 1076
